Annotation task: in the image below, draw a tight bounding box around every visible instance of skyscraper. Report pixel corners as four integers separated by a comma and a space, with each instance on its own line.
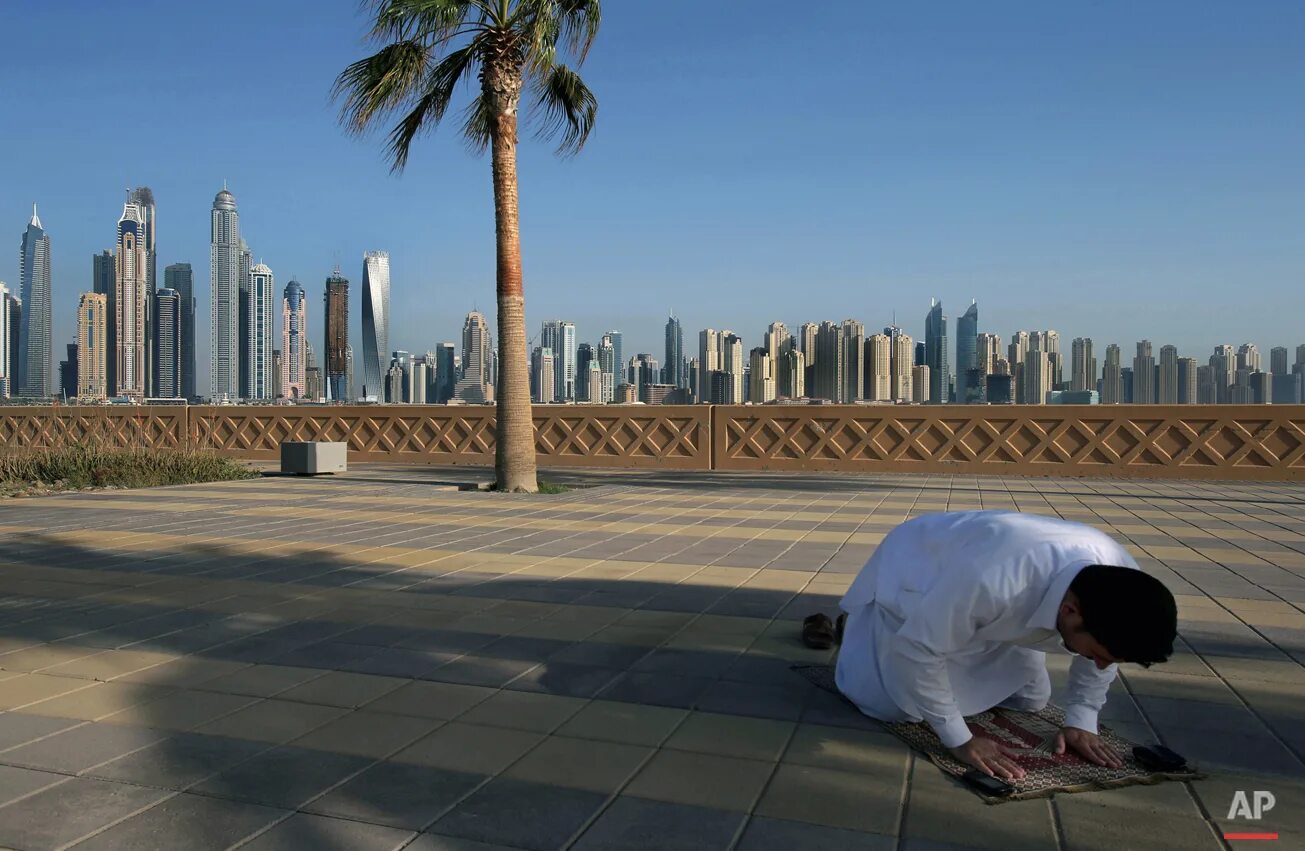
812, 321, 844, 402
0, 282, 9, 397
128, 188, 156, 395
780, 347, 805, 399
324, 267, 349, 402
282, 279, 307, 399
912, 365, 930, 403
1210, 345, 1235, 403
925, 299, 949, 403
18, 204, 52, 397
747, 348, 774, 403
1178, 357, 1198, 404
247, 264, 275, 399
1132, 341, 1156, 404
1070, 337, 1095, 393
114, 201, 148, 400
153, 288, 181, 398
238, 239, 252, 397
842, 319, 865, 402
798, 322, 818, 392
361, 251, 390, 401
93, 249, 116, 394
60, 344, 78, 401
77, 292, 107, 400
585, 361, 602, 404
576, 343, 594, 401
1101, 344, 1123, 403
955, 301, 978, 404
210, 186, 241, 400
1236, 343, 1261, 373
664, 314, 684, 389
531, 346, 556, 403
455, 311, 491, 403
720, 333, 744, 403
164, 263, 196, 400
1270, 346, 1289, 375
606, 331, 622, 392
1024, 347, 1052, 405
597, 334, 616, 403
6, 293, 20, 397
865, 334, 892, 401
434, 343, 456, 403
1158, 345, 1179, 404
698, 328, 719, 402
540, 320, 577, 401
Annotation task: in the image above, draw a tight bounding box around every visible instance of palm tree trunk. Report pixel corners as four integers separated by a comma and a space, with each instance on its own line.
488, 71, 537, 493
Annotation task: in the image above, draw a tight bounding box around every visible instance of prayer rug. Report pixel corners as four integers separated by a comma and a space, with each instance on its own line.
793, 663, 1202, 804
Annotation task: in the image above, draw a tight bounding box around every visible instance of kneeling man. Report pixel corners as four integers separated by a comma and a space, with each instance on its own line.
836, 510, 1176, 780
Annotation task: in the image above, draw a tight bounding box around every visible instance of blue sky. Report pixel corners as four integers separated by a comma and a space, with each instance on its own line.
2, 0, 1302, 386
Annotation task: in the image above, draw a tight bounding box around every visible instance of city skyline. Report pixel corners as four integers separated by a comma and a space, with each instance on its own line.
3, 2, 1302, 393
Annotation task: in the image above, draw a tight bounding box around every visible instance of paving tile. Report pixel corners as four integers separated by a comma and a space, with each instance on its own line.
0, 711, 80, 750
67, 791, 287, 851
599, 671, 715, 709
428, 655, 540, 688
625, 749, 774, 812
238, 811, 415, 850
195, 698, 347, 743
191, 742, 371, 808
290, 709, 442, 758
100, 688, 259, 731
20, 681, 176, 721
362, 680, 495, 719
306, 762, 485, 829
504, 735, 651, 792
756, 762, 902, 835
664, 712, 794, 761
0, 764, 68, 806
456, 691, 587, 732
429, 777, 607, 850
555, 699, 687, 746
736, 816, 895, 850
0, 776, 169, 850
1, 722, 171, 774
572, 796, 745, 850
506, 662, 624, 698
274, 670, 409, 708
899, 758, 1053, 849
193, 664, 328, 697
782, 723, 908, 773
1053, 782, 1223, 851
405, 834, 520, 850
0, 672, 97, 709
392, 722, 545, 774
87, 732, 269, 789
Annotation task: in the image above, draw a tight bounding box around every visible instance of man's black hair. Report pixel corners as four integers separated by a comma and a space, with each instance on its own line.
1069, 565, 1177, 666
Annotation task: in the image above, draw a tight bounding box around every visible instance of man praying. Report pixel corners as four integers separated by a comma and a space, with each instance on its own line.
827, 510, 1177, 781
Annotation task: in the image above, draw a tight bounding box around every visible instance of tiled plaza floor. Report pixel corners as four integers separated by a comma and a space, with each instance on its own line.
0, 465, 1301, 850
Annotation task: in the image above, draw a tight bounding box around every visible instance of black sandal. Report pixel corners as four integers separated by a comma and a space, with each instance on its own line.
802, 613, 836, 649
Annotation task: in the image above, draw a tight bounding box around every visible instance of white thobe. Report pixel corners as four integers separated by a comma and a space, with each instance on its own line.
835, 510, 1138, 749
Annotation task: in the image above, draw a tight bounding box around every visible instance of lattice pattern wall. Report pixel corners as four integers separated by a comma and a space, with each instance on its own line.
1, 404, 1302, 479
0, 407, 187, 451
714, 405, 1305, 480
190, 405, 710, 469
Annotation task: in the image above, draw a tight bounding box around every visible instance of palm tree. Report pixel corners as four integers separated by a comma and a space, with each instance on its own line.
334, 0, 600, 492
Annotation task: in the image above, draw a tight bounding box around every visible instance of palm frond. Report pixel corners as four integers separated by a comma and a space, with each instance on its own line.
531, 63, 597, 155
333, 39, 432, 135
557, 0, 600, 63
385, 43, 481, 170
461, 93, 495, 154
368, 0, 484, 40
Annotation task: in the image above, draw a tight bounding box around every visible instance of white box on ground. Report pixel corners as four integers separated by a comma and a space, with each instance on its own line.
280, 441, 348, 475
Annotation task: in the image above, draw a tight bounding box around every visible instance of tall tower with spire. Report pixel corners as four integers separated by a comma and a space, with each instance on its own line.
210, 185, 241, 399
115, 199, 148, 399
18, 204, 52, 397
